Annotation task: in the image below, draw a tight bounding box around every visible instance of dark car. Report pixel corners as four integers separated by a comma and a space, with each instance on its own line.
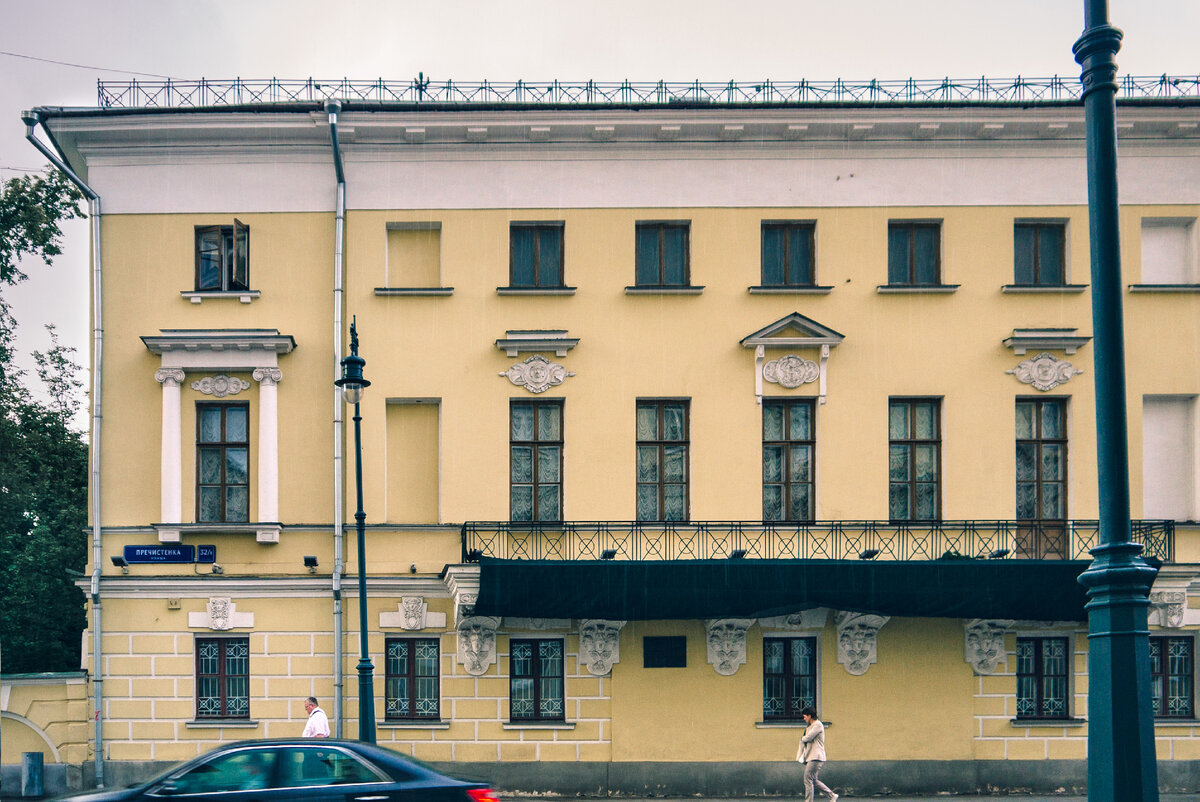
53, 739, 498, 802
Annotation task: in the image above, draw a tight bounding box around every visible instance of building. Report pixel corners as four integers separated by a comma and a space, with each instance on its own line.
6, 76, 1200, 796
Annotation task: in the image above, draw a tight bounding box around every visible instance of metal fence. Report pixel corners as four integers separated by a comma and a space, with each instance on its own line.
95, 75, 1200, 110
461, 519, 1175, 563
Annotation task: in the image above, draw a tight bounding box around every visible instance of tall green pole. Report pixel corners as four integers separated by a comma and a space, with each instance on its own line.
1072, 2, 1158, 799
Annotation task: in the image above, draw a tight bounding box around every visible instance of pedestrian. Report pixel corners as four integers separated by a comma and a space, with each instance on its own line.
302, 696, 330, 738
797, 706, 837, 802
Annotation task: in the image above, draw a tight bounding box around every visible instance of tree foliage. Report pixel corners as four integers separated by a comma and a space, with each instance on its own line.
0, 168, 88, 673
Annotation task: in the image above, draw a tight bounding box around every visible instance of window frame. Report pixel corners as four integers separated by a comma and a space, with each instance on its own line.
762, 635, 818, 722
194, 220, 250, 292
509, 637, 566, 723
1015, 635, 1072, 721
1015, 398, 1068, 557
886, 221, 942, 286
635, 399, 690, 522
888, 398, 942, 522
508, 222, 566, 289
510, 400, 564, 522
1150, 634, 1195, 720
634, 221, 691, 287
384, 637, 441, 721
1013, 220, 1067, 286
762, 398, 816, 523
195, 636, 250, 720
760, 221, 817, 288
196, 402, 250, 524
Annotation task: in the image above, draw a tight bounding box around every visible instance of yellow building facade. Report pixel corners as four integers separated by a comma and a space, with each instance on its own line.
12, 81, 1200, 795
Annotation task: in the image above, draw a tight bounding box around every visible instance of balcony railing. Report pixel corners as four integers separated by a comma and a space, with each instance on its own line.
95, 74, 1200, 110
462, 520, 1175, 563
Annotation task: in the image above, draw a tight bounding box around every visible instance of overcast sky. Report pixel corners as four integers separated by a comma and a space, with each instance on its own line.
2, 0, 1198, 416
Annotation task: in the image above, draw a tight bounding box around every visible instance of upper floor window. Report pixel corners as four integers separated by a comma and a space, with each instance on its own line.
510, 638, 565, 722
636, 400, 689, 522
510, 223, 565, 288
763, 399, 815, 522
1150, 635, 1194, 719
511, 400, 563, 522
195, 222, 249, 292
888, 399, 941, 521
1014, 221, 1066, 286
887, 221, 941, 286
1016, 398, 1068, 558
196, 636, 250, 719
197, 403, 249, 523
385, 638, 440, 720
763, 636, 817, 721
635, 222, 690, 287
1016, 636, 1070, 720
761, 222, 816, 287
1140, 217, 1198, 285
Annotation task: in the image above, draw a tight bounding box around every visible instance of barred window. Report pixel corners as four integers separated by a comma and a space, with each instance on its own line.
763, 637, 817, 721
196, 637, 250, 719
1150, 636, 1194, 719
510, 639, 564, 722
385, 638, 440, 720
1016, 637, 1070, 719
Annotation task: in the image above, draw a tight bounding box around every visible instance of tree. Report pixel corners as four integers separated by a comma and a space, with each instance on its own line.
0, 168, 88, 673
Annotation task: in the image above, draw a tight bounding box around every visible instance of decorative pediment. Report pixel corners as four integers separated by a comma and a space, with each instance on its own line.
740, 313, 845, 405
495, 329, 579, 357
1002, 328, 1090, 356
142, 328, 296, 372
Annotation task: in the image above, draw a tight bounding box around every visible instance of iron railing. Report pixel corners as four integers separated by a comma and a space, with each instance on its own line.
462, 519, 1175, 563
95, 75, 1200, 110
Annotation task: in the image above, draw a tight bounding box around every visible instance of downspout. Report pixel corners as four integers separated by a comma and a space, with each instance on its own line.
326, 100, 346, 738
23, 111, 105, 787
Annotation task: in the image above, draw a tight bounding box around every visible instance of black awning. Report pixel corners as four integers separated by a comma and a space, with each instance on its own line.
474, 558, 1098, 621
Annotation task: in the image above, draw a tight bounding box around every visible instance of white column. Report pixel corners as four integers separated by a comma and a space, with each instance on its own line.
155, 368, 185, 540
252, 367, 282, 524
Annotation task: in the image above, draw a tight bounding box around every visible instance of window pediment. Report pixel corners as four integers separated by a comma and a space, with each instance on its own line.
142, 328, 296, 371
741, 313, 845, 405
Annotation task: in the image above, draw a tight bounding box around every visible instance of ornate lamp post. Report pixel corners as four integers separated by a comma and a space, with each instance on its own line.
336, 317, 376, 743
1073, 2, 1158, 799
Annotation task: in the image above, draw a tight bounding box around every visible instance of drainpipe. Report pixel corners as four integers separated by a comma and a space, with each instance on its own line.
23, 110, 105, 787
326, 100, 346, 738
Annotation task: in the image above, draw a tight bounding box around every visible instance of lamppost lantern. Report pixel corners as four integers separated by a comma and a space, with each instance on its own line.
336, 319, 371, 404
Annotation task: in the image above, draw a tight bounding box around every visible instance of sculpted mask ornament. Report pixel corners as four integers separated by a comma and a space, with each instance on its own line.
579, 620, 625, 676
456, 617, 500, 676
500, 355, 575, 394
208, 597, 233, 631
1006, 353, 1082, 392
1150, 591, 1187, 628
835, 611, 889, 675
763, 355, 820, 389
964, 619, 1014, 674
191, 375, 251, 397
706, 619, 753, 676
401, 597, 427, 630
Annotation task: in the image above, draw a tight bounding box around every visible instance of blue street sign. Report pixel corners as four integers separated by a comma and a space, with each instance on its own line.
123, 545, 217, 564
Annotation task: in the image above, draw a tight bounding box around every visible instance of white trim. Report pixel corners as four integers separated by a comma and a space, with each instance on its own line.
0, 712, 62, 762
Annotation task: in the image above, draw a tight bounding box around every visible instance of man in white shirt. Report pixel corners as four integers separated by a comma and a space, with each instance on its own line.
797, 707, 837, 802
302, 696, 330, 738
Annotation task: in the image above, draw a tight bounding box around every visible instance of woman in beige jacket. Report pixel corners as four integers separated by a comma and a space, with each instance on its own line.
797, 707, 838, 802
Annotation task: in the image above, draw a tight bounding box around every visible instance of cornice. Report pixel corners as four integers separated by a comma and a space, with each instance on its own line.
77, 575, 450, 599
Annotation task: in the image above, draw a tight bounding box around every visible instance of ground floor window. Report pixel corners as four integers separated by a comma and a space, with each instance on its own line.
385, 638, 440, 720
763, 636, 817, 720
1016, 636, 1069, 719
196, 637, 250, 719
510, 638, 564, 721
1151, 635, 1194, 719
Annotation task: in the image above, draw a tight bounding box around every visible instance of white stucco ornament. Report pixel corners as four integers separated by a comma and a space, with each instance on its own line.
500, 355, 575, 394
189, 597, 254, 631
579, 619, 626, 676
191, 374, 251, 397
1150, 591, 1187, 628
706, 619, 754, 676
457, 616, 501, 676
379, 597, 448, 630
835, 611, 889, 675
1006, 353, 1082, 392
762, 355, 820, 388
963, 619, 1014, 674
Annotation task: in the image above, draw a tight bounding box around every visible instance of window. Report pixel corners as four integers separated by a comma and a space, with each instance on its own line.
636, 400, 689, 521
195, 221, 249, 292
1150, 636, 1194, 719
1014, 221, 1066, 286
888, 399, 941, 521
763, 399, 815, 522
197, 403, 249, 523
1016, 636, 1070, 720
887, 222, 940, 285
385, 222, 443, 290
510, 638, 564, 722
763, 636, 817, 721
275, 746, 389, 787
385, 638, 440, 720
510, 223, 564, 288
196, 637, 249, 719
1140, 218, 1198, 285
1141, 396, 1198, 522
511, 401, 562, 522
761, 222, 815, 287
1016, 399, 1067, 558
643, 636, 687, 668
635, 222, 690, 287
166, 748, 278, 794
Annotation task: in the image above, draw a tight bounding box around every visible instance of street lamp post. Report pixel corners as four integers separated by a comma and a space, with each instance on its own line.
336, 317, 376, 743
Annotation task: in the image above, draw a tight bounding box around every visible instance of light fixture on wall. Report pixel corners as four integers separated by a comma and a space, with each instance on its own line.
599, 549, 618, 560
110, 555, 129, 574
988, 549, 1010, 560
728, 549, 748, 560
858, 549, 880, 560
304, 555, 319, 572
211, 564, 224, 574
